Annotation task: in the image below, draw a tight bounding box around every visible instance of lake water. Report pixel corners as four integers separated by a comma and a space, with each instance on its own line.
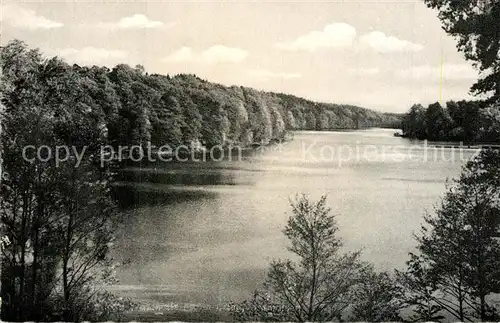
110, 128, 478, 309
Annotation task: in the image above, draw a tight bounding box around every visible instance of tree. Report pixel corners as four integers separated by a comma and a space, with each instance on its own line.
285, 111, 296, 130
446, 100, 482, 142
400, 149, 500, 321
224, 100, 248, 144
108, 64, 152, 146
305, 110, 317, 130
477, 105, 500, 142
232, 195, 364, 321
402, 104, 426, 139
150, 92, 184, 147
425, 102, 453, 141
349, 266, 403, 322
457, 149, 500, 320
246, 91, 272, 144
397, 254, 446, 322
0, 40, 131, 321
424, 0, 500, 103
187, 89, 230, 148
179, 93, 202, 145
229, 289, 294, 322
269, 106, 285, 140
398, 0, 500, 303
55, 158, 118, 321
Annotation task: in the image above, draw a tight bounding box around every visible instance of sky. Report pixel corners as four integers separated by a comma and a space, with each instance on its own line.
0, 0, 481, 113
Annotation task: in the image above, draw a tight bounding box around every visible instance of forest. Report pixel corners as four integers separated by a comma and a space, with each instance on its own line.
400, 100, 500, 143
2, 39, 401, 153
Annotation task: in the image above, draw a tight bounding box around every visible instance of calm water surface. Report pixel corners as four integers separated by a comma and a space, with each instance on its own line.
111, 128, 478, 308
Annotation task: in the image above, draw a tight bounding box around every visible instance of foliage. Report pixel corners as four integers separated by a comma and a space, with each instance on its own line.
398, 149, 500, 321
396, 254, 446, 322
0, 40, 132, 321
3, 40, 399, 153
424, 0, 500, 103
231, 195, 404, 322
349, 265, 403, 322
400, 100, 498, 143
478, 106, 500, 142
401, 104, 427, 139
228, 290, 294, 322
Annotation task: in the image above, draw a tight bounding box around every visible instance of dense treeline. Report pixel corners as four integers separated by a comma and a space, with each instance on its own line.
107, 66, 400, 149
103, 64, 400, 149
272, 93, 401, 132
2, 40, 399, 152
401, 101, 500, 143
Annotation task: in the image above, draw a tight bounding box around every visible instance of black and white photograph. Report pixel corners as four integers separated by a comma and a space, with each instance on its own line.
1, 0, 500, 321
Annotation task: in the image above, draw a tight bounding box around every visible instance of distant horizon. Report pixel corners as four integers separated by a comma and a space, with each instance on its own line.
1, 1, 480, 113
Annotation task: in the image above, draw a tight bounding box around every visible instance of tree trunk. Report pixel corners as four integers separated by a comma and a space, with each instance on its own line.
31, 188, 44, 321
18, 190, 29, 321
480, 295, 486, 321
307, 230, 317, 321
30, 225, 39, 321
457, 264, 464, 321
62, 208, 74, 321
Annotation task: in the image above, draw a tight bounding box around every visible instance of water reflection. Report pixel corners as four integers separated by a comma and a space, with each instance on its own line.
111, 129, 476, 308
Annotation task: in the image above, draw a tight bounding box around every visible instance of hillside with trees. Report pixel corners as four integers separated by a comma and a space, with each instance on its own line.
1, 40, 399, 152
102, 63, 401, 150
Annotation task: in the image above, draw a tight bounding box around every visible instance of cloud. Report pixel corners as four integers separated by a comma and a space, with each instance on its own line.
97, 14, 165, 29
276, 23, 356, 52
162, 47, 195, 62
397, 63, 478, 81
348, 67, 380, 76
201, 45, 248, 64
247, 69, 302, 81
162, 45, 248, 64
44, 47, 128, 65
274, 23, 422, 54
359, 31, 423, 53
1, 3, 64, 30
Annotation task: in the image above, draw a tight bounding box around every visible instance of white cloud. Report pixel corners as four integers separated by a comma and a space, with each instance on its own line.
117, 14, 163, 28
360, 31, 423, 53
162, 47, 195, 62
44, 47, 128, 65
162, 45, 248, 64
247, 69, 302, 81
201, 45, 248, 64
1, 3, 64, 30
275, 24, 422, 54
276, 23, 357, 52
348, 67, 380, 76
397, 63, 478, 81
97, 14, 165, 29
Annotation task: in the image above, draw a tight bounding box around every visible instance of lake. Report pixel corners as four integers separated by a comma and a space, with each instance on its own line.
110, 128, 478, 310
